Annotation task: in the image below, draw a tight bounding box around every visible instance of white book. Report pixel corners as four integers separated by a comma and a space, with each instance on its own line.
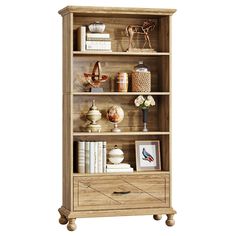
85, 141, 90, 173
86, 49, 112, 52
89, 142, 95, 174
86, 33, 110, 39
86, 41, 111, 46
78, 141, 85, 173
77, 26, 86, 51
94, 142, 98, 173
102, 141, 107, 173
98, 142, 103, 173
106, 167, 134, 173
86, 44, 111, 50
106, 163, 131, 169
87, 37, 111, 41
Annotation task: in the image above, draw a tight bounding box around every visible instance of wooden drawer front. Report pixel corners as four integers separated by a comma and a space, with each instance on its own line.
74, 174, 169, 211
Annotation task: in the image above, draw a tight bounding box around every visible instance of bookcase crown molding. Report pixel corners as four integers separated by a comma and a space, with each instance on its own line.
58, 6, 176, 17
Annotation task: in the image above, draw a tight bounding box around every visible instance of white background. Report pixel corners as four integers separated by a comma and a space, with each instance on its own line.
0, 0, 236, 235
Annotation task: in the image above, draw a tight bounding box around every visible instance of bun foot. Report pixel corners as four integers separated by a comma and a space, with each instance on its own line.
59, 215, 68, 225
153, 214, 162, 220
165, 214, 175, 226
67, 218, 77, 231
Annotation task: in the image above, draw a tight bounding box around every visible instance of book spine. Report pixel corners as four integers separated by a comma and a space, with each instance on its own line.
89, 141, 95, 174
78, 141, 85, 173
106, 163, 131, 169
77, 26, 86, 51
86, 33, 110, 39
85, 141, 90, 173
87, 37, 111, 41
94, 142, 98, 173
86, 41, 111, 46
102, 141, 107, 173
98, 142, 103, 173
106, 168, 134, 173
73, 141, 78, 173
86, 44, 111, 50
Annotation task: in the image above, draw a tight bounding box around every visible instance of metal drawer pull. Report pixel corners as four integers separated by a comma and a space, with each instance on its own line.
113, 191, 131, 195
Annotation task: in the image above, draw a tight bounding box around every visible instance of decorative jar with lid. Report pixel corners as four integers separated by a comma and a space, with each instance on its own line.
108, 145, 124, 164
132, 61, 151, 92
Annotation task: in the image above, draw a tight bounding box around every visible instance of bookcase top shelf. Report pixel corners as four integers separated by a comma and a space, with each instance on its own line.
73, 132, 170, 136
59, 6, 176, 17
73, 51, 170, 56
72, 92, 170, 96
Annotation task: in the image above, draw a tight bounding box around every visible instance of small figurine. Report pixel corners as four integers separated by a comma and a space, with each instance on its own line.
125, 20, 156, 52
84, 61, 108, 92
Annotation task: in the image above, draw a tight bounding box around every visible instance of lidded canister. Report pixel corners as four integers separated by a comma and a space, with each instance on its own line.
132, 61, 151, 92
116, 72, 128, 92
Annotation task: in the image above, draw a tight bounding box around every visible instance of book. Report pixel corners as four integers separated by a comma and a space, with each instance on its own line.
89, 141, 95, 174
77, 26, 86, 51
106, 167, 134, 173
86, 33, 110, 39
98, 142, 103, 173
73, 141, 78, 173
94, 142, 98, 173
102, 141, 107, 173
86, 37, 111, 41
86, 41, 111, 50
85, 141, 90, 173
106, 163, 131, 169
78, 141, 85, 173
86, 41, 111, 46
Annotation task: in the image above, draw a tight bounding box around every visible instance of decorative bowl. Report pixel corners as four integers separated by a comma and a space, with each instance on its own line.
108, 145, 124, 164
88, 22, 105, 33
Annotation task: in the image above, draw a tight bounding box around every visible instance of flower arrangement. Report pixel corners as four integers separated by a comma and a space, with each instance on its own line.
134, 95, 156, 109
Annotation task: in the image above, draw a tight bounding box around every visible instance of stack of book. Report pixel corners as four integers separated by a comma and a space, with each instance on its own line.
106, 163, 134, 173
77, 26, 111, 51
74, 141, 107, 174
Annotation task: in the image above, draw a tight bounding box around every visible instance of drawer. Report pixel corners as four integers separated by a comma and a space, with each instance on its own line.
73, 174, 170, 211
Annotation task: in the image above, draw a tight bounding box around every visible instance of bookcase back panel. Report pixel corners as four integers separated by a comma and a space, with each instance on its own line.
73, 56, 169, 92
73, 135, 169, 171
73, 16, 169, 52
73, 95, 169, 132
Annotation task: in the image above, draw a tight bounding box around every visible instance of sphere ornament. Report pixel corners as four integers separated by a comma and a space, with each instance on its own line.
106, 105, 124, 132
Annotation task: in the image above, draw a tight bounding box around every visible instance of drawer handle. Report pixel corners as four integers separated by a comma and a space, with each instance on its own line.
113, 191, 130, 195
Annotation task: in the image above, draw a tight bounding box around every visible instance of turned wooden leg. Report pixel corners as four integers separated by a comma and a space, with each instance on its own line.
58, 209, 68, 225
67, 218, 77, 231
165, 214, 175, 226
153, 214, 162, 220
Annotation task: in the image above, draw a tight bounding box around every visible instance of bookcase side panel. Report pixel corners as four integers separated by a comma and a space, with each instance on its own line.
168, 15, 173, 206
62, 94, 73, 210
63, 13, 73, 93
62, 12, 74, 210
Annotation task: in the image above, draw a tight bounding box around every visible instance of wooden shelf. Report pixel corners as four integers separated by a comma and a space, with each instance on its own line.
73, 92, 170, 96
73, 51, 170, 56
73, 131, 170, 136
74, 171, 170, 177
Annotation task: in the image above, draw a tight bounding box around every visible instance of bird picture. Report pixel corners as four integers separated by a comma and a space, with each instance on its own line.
142, 147, 154, 162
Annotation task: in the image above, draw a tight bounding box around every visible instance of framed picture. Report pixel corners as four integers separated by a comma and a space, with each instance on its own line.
135, 140, 161, 171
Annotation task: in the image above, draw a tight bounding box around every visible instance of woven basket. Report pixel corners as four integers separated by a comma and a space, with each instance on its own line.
131, 71, 151, 92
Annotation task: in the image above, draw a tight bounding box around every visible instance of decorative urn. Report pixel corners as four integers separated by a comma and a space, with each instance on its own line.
86, 100, 102, 132
108, 145, 124, 164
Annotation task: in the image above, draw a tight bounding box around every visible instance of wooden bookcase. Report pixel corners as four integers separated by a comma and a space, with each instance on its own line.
58, 6, 176, 231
